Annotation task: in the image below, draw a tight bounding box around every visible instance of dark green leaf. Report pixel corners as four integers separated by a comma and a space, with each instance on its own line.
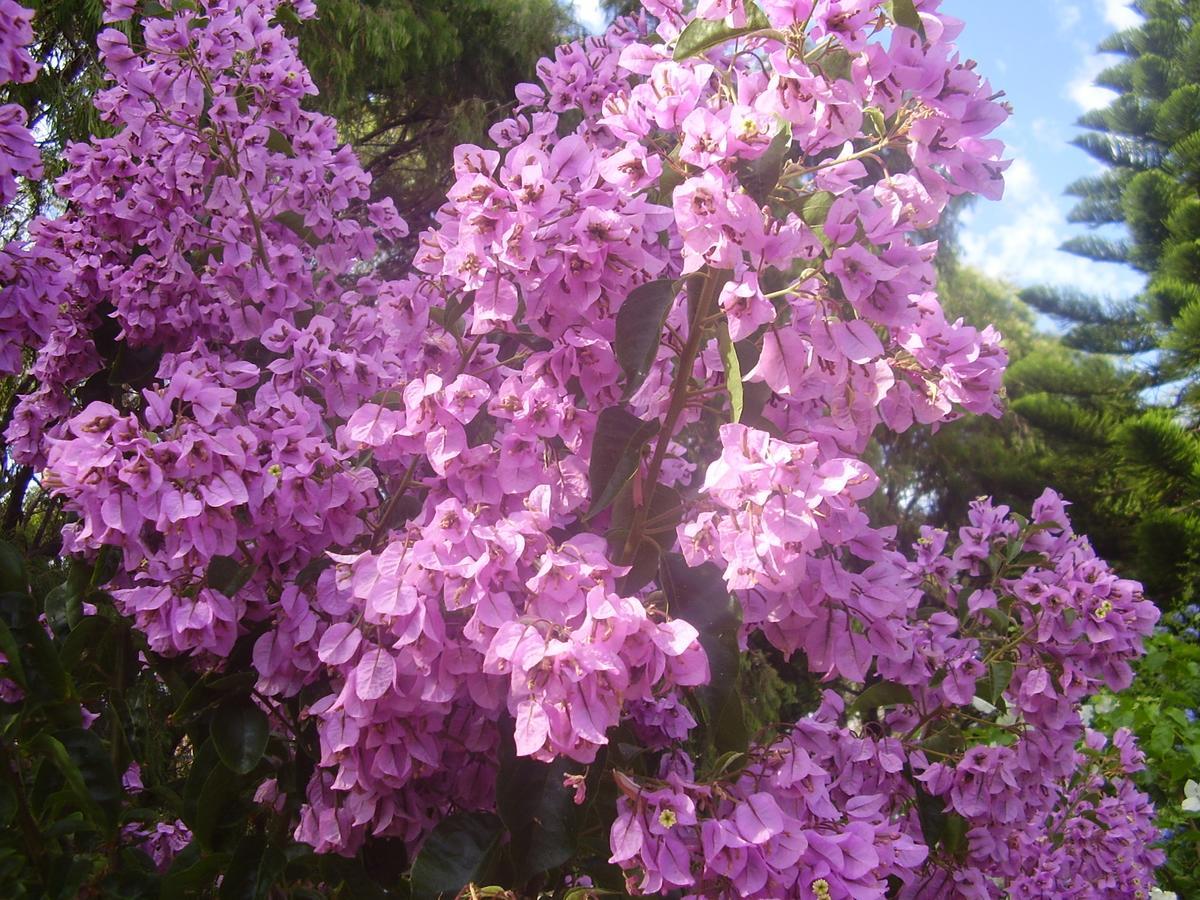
674, 1, 772, 60
0, 781, 16, 828
212, 699, 270, 775
220, 835, 287, 900
162, 843, 229, 896
905, 766, 949, 851
29, 733, 107, 829
207, 556, 255, 599
265, 127, 295, 158
614, 280, 677, 398
944, 812, 969, 859
0, 541, 27, 594
608, 483, 682, 593
59, 615, 113, 672
496, 750, 580, 883
586, 407, 659, 519
736, 120, 792, 205
42, 584, 75, 635
194, 763, 248, 851
274, 210, 321, 245
409, 811, 503, 900
56, 727, 122, 828
986, 661, 1014, 706
0, 619, 25, 687
172, 671, 258, 725
848, 681, 914, 717
660, 555, 746, 753
979, 607, 1011, 632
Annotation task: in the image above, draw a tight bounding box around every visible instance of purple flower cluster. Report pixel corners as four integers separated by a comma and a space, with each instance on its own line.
0, 0, 45, 373
612, 494, 1163, 897
0, 0, 1168, 894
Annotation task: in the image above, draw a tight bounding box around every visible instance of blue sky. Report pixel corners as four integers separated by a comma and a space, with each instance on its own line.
569, 0, 1146, 300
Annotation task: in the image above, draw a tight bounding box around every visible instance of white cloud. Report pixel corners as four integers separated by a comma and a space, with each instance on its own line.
572, 0, 607, 33
1066, 53, 1119, 112
1030, 117, 1069, 151
959, 153, 1144, 297
1059, 4, 1082, 32
1003, 156, 1039, 203
1101, 0, 1141, 30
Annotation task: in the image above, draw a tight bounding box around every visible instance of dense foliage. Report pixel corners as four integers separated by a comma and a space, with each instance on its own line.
1001, 2, 1200, 890
0, 0, 1177, 897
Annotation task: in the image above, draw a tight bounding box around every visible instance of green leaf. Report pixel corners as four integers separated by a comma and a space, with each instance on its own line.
171, 671, 258, 725
20, 609, 72, 702
264, 127, 295, 158
735, 120, 792, 205
921, 723, 965, 759
194, 762, 248, 851
864, 107, 887, 138
496, 749, 580, 883
274, 210, 321, 245
42, 584, 77, 635
0, 619, 25, 687
614, 279, 677, 399
979, 607, 1011, 632
986, 661, 1014, 706
59, 615, 113, 672
409, 811, 503, 900
0, 541, 27, 594
207, 555, 255, 599
654, 154, 687, 204
943, 812, 969, 859
608, 483, 682, 593
0, 781, 16, 829
586, 407, 659, 519
29, 733, 108, 830
848, 681, 914, 718
674, 1, 772, 60
800, 190, 836, 249
56, 727, 122, 828
220, 835, 287, 900
212, 699, 269, 775
162, 844, 229, 895
889, 0, 927, 39
660, 555, 747, 753
813, 46, 853, 82
716, 321, 744, 423
801, 190, 836, 228
905, 766, 950, 851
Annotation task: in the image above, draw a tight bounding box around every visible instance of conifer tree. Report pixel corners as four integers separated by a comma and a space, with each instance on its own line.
1003, 4, 1200, 888
1018, 0, 1200, 614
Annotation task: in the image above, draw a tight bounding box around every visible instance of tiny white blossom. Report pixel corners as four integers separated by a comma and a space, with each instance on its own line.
1183, 779, 1200, 813
1149, 889, 1178, 900
971, 695, 998, 716
1079, 702, 1095, 726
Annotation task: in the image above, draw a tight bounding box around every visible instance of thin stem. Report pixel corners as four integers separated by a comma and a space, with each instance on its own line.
619, 269, 722, 566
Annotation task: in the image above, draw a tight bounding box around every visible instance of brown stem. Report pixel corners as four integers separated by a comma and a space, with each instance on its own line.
619, 268, 722, 566
0, 735, 47, 886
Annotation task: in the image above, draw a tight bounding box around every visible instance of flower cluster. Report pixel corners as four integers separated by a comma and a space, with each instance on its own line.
0, 0, 37, 205
612, 494, 1164, 897
0, 0, 1167, 894
0, 0, 46, 375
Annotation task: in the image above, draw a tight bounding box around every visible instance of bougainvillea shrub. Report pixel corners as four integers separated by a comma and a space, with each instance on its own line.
0, 0, 1166, 896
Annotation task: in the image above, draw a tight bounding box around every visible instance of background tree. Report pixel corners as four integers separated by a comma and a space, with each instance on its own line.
869, 1, 1200, 889
1018, 0, 1200, 615
0, 0, 573, 555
